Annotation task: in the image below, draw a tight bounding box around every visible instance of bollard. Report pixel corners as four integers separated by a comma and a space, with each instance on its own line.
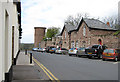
25, 49, 27, 55
30, 53, 32, 64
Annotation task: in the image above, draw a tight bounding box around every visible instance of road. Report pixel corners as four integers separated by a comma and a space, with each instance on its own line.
31, 51, 118, 80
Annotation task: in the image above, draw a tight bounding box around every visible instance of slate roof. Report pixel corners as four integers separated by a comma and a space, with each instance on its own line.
61, 24, 78, 35
65, 24, 78, 32
83, 18, 117, 30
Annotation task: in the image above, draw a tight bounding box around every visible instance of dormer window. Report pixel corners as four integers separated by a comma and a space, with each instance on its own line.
83, 25, 86, 36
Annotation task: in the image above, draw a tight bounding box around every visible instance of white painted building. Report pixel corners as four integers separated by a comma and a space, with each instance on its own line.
0, 0, 21, 82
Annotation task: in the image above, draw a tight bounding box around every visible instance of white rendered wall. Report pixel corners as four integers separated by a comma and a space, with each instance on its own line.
0, 1, 20, 81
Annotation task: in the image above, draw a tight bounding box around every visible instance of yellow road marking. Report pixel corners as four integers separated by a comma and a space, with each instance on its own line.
40, 64, 59, 80
32, 56, 60, 82
33, 58, 54, 80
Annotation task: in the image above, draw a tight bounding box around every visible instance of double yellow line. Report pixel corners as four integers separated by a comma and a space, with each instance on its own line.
32, 56, 60, 82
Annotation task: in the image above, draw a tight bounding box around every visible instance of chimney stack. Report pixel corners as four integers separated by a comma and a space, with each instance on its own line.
107, 22, 110, 26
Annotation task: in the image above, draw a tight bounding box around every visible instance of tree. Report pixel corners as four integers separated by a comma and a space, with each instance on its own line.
64, 13, 90, 26
44, 27, 60, 41
102, 15, 119, 29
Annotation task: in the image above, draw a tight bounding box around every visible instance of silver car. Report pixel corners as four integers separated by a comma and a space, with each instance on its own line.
68, 48, 78, 56
55, 48, 68, 55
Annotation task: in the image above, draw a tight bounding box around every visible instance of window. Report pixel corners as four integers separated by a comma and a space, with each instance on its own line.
65, 30, 66, 39
76, 41, 78, 48
71, 41, 75, 48
83, 25, 86, 36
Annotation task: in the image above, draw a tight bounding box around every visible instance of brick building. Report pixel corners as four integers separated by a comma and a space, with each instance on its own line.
61, 24, 78, 49
61, 18, 118, 49
34, 27, 46, 48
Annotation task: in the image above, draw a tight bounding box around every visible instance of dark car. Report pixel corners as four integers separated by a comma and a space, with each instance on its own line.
49, 48, 57, 54
102, 49, 120, 62
85, 45, 107, 59
46, 46, 55, 53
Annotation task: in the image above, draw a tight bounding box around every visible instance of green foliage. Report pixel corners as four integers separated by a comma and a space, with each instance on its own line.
45, 27, 60, 41
43, 36, 47, 41
113, 30, 120, 36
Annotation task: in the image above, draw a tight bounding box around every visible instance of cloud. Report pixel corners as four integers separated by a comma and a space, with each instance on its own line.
21, 0, 119, 43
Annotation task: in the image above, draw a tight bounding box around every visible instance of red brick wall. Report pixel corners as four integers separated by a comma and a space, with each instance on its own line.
62, 28, 70, 49
34, 27, 46, 48
71, 21, 118, 48
76, 21, 91, 47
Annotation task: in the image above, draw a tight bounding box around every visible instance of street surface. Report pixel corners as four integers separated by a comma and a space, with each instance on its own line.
31, 51, 118, 80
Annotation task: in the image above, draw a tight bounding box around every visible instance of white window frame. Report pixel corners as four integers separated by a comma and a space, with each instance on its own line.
76, 41, 78, 48
71, 41, 75, 48
65, 30, 66, 39
83, 25, 86, 36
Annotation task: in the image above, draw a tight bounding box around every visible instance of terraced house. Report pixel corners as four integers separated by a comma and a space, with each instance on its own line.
61, 18, 119, 49
0, 0, 21, 82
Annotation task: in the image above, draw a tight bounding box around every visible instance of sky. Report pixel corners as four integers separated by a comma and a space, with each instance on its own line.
21, 0, 120, 43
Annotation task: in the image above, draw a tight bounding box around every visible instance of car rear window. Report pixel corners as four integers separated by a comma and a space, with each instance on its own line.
61, 48, 67, 50
52, 48, 56, 50
108, 49, 114, 53
78, 48, 85, 50
104, 49, 108, 53
104, 49, 114, 53
92, 45, 99, 48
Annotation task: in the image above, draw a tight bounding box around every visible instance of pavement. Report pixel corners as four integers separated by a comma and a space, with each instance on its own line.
12, 51, 47, 82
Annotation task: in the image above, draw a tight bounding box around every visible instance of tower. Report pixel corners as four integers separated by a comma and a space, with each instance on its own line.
34, 27, 46, 48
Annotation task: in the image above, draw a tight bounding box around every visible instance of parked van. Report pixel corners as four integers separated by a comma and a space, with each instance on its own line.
102, 49, 120, 62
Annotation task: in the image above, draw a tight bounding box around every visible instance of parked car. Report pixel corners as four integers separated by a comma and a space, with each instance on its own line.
32, 48, 38, 51
49, 48, 57, 54
42, 48, 46, 52
55, 48, 68, 55
77, 48, 88, 57
85, 45, 107, 59
102, 49, 120, 62
37, 48, 43, 52
46, 46, 55, 53
68, 48, 78, 56
68, 48, 87, 57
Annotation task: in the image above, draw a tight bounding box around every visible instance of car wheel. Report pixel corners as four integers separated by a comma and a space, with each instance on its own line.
102, 58, 105, 61
98, 54, 102, 59
88, 56, 92, 59
76, 54, 78, 57
69, 54, 72, 56
78, 55, 81, 57
114, 57, 118, 62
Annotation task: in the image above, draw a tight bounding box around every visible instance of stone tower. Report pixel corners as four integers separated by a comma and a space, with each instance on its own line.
34, 27, 46, 48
